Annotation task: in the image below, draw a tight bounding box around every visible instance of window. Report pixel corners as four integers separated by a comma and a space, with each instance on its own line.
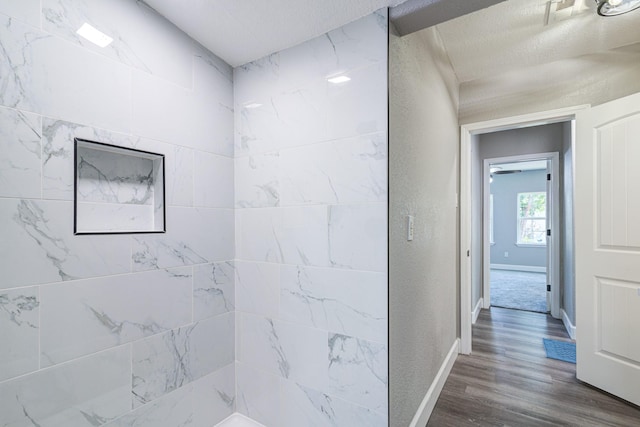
517, 192, 546, 245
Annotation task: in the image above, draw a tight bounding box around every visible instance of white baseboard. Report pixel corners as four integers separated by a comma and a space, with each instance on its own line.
472, 298, 483, 324
409, 339, 459, 427
490, 264, 546, 273
562, 309, 576, 340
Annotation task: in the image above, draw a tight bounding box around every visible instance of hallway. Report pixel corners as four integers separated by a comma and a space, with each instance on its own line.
428, 308, 640, 426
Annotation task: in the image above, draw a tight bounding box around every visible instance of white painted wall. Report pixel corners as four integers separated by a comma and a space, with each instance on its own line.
389, 24, 460, 427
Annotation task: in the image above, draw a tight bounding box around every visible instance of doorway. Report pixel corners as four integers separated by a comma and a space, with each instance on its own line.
459, 106, 584, 354
484, 155, 559, 315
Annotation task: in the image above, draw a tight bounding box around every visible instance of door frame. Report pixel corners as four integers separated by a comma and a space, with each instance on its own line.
459, 105, 588, 354
482, 152, 560, 318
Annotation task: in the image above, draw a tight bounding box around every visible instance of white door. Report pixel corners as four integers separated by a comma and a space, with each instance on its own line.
575, 92, 640, 406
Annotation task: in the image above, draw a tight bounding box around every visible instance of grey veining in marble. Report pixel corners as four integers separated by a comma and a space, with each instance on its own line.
40, 268, 192, 367
280, 265, 387, 343
76, 146, 154, 205
42, 118, 141, 201
0, 199, 131, 289
42, 0, 194, 88
0, 287, 39, 382
0, 0, 41, 27
132, 314, 234, 407
281, 380, 387, 427
0, 106, 41, 198
132, 207, 234, 271
0, 345, 130, 427
238, 313, 328, 391
328, 333, 388, 415
193, 262, 235, 321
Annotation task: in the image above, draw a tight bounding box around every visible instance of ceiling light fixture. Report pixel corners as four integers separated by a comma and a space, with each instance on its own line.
76, 23, 113, 47
595, 0, 640, 16
244, 102, 262, 109
327, 75, 351, 84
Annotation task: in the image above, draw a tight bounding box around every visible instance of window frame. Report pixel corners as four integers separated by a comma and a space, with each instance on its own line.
516, 191, 546, 246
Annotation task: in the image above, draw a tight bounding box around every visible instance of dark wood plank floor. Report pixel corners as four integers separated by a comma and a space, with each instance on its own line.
427, 307, 640, 426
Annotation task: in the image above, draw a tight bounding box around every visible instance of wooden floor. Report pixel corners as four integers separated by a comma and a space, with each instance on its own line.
427, 307, 640, 426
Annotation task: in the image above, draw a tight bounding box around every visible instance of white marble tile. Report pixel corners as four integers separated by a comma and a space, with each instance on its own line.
0, 345, 130, 427
42, 0, 193, 88
278, 10, 388, 87
156, 143, 193, 208
105, 364, 236, 427
234, 83, 327, 156
105, 381, 193, 427
0, 106, 41, 198
238, 313, 328, 391
234, 261, 279, 318
0, 199, 131, 289
42, 118, 193, 208
192, 364, 236, 426
235, 152, 280, 208
42, 118, 140, 201
0, 0, 41, 27
235, 64, 386, 157
280, 380, 387, 427
236, 362, 281, 427
0, 16, 41, 112
40, 267, 192, 367
329, 203, 387, 272
132, 313, 234, 407
76, 145, 155, 205
132, 55, 233, 156
194, 151, 234, 208
33, 26, 132, 132
0, 287, 39, 382
236, 206, 329, 267
280, 132, 387, 206
235, 207, 283, 263
328, 333, 388, 415
233, 10, 387, 107
279, 265, 387, 343
193, 262, 235, 321
76, 202, 157, 233
133, 206, 234, 271
325, 62, 387, 142
194, 46, 233, 85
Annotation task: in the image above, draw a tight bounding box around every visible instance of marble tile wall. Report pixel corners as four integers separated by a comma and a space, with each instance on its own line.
0, 0, 235, 425
234, 10, 389, 426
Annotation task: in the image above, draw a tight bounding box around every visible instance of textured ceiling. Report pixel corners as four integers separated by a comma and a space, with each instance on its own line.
436, 0, 640, 83
143, 0, 409, 67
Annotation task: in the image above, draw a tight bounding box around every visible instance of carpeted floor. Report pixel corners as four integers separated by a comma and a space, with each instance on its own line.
490, 269, 548, 313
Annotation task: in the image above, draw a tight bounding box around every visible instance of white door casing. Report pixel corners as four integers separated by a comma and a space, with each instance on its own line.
575, 92, 640, 406
481, 153, 559, 318
460, 105, 587, 354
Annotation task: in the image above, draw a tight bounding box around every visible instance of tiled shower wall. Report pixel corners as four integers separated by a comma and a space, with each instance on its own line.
233, 10, 389, 426
0, 0, 235, 425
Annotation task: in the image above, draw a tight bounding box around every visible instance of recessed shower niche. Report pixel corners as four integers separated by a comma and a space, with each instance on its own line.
74, 138, 166, 234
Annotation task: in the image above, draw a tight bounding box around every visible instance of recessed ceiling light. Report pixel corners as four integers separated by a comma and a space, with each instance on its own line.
327, 75, 351, 84
76, 23, 113, 48
244, 102, 262, 109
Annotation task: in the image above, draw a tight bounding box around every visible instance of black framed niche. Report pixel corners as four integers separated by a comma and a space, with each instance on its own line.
74, 138, 166, 235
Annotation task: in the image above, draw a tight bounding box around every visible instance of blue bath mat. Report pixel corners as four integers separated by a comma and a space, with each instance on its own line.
543, 338, 576, 364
